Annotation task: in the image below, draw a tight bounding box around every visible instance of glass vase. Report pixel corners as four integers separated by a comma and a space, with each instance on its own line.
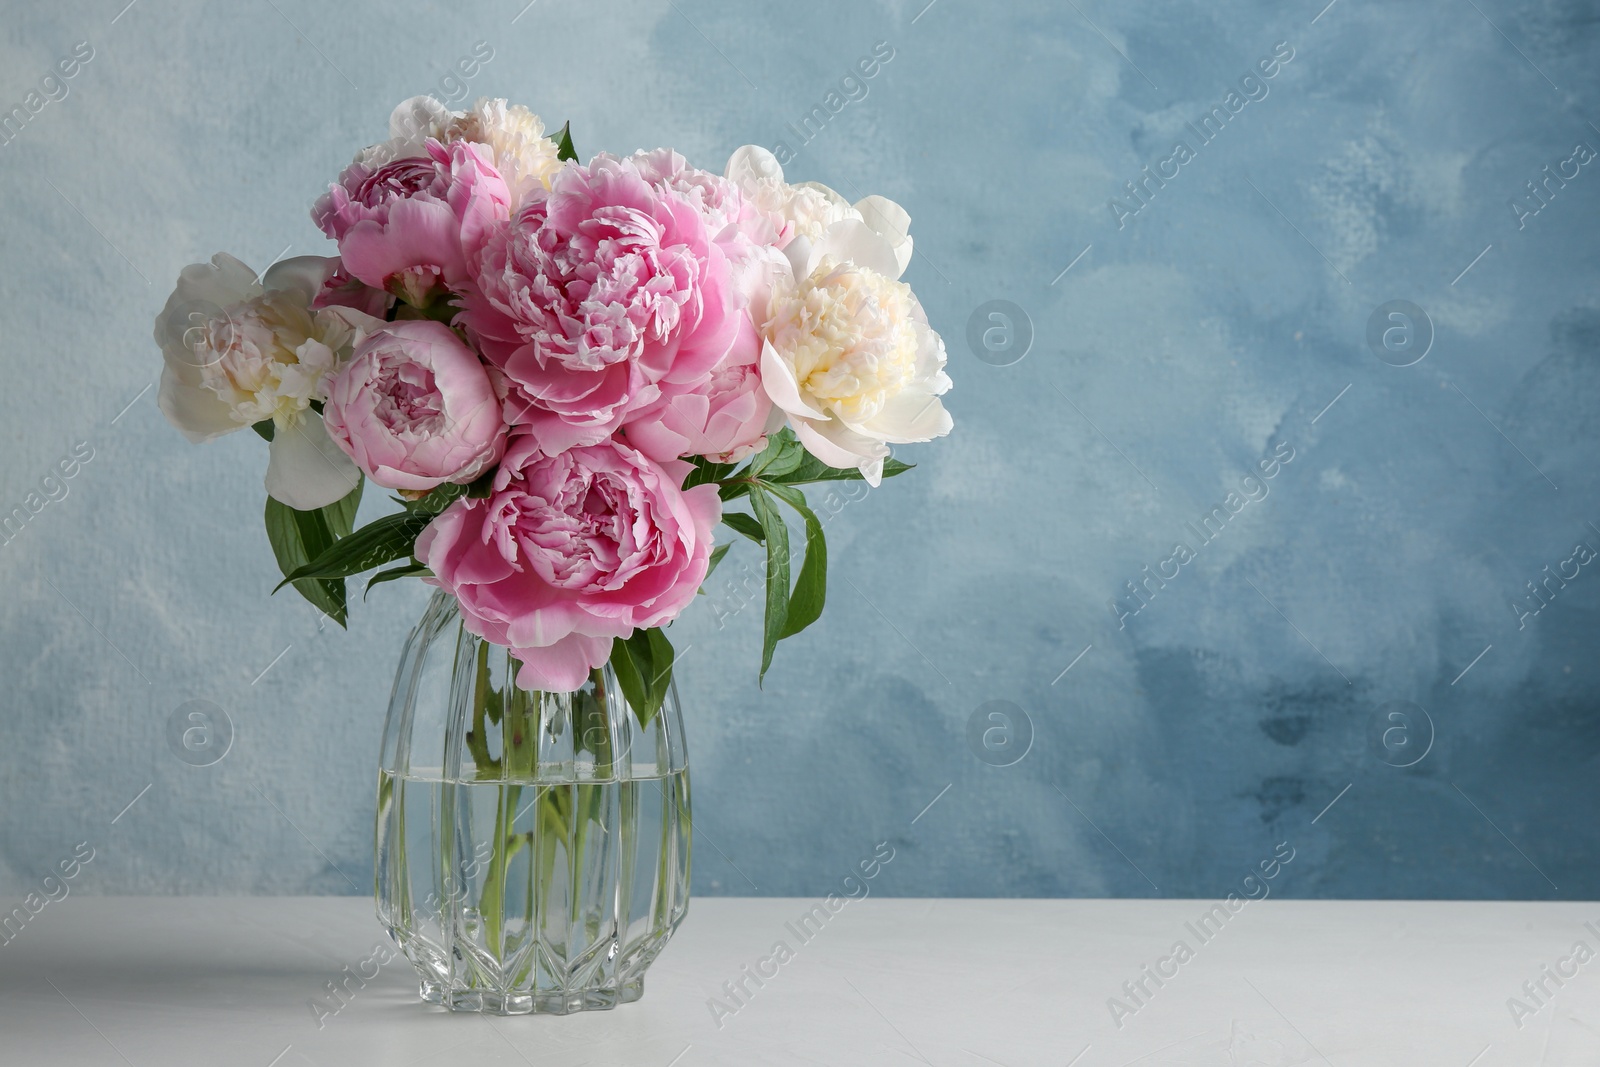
375, 590, 692, 1015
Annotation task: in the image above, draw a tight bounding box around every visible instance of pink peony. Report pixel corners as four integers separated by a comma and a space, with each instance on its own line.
415, 434, 720, 692
621, 313, 777, 462
313, 138, 510, 306
323, 320, 505, 492
629, 147, 755, 240
459, 150, 748, 455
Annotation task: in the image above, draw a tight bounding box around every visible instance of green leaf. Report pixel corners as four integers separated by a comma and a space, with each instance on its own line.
684, 455, 738, 491
767, 483, 826, 639
749, 485, 790, 683
551, 121, 578, 163
610, 634, 649, 722
364, 560, 431, 599
611, 627, 677, 729
405, 482, 467, 515
251, 419, 275, 442
634, 626, 676, 726
273, 511, 434, 590
264, 498, 347, 627
747, 429, 805, 480
705, 542, 731, 578
401, 472, 497, 515
464, 466, 497, 499
769, 454, 915, 486
324, 477, 363, 539
882, 457, 917, 480
720, 512, 765, 545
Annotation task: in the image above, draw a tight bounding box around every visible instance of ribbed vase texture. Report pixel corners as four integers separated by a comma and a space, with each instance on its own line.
375, 591, 691, 1014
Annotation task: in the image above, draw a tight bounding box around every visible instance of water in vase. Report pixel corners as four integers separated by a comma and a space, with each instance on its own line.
375, 591, 693, 1015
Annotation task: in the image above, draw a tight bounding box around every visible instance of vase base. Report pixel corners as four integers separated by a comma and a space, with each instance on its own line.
420, 978, 646, 1015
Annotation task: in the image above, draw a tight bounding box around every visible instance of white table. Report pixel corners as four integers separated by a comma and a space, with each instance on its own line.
1, 897, 1595, 1065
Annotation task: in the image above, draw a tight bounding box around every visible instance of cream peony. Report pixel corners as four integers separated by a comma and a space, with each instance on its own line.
447, 98, 564, 207
351, 96, 563, 210
155, 253, 379, 509
724, 147, 949, 485
760, 239, 952, 484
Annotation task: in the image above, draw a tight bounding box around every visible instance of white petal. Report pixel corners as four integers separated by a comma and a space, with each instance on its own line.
782, 235, 813, 279
891, 235, 913, 279
794, 181, 853, 213
152, 253, 261, 359
724, 144, 784, 188
853, 194, 910, 242
389, 95, 453, 141
809, 219, 901, 279
797, 413, 889, 470
170, 251, 260, 307
157, 364, 237, 443
910, 319, 950, 381
860, 388, 953, 444
792, 417, 869, 473
263, 255, 337, 303
313, 305, 386, 354
853, 195, 913, 278
859, 456, 884, 487
728, 244, 791, 319
265, 412, 360, 510
759, 341, 826, 419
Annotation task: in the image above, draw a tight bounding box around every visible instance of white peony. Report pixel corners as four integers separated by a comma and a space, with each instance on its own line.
354, 96, 455, 169
154, 253, 379, 510
725, 145, 914, 280
724, 147, 950, 485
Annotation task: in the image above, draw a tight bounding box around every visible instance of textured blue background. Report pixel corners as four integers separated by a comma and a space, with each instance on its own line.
1, 0, 1596, 901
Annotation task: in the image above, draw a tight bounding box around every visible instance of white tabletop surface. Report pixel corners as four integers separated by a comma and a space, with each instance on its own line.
1, 896, 1596, 1066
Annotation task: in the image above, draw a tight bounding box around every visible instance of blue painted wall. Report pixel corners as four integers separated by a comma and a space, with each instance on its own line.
1, 0, 1596, 900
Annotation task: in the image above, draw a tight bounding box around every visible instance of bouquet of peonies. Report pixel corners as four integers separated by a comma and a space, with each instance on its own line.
154, 96, 952, 696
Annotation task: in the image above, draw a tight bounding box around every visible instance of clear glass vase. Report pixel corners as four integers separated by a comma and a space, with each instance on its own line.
375, 590, 692, 1015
